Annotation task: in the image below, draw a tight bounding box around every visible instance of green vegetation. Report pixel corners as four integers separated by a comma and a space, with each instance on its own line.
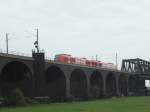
1, 87, 35, 106
1, 96, 150, 112
5, 88, 27, 106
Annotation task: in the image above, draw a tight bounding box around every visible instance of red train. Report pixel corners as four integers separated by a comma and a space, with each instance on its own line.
54, 54, 117, 70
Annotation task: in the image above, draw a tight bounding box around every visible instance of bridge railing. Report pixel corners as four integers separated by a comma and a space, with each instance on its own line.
0, 49, 32, 57
45, 57, 54, 62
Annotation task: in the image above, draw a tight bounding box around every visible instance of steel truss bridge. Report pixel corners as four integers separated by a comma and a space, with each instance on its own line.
121, 58, 150, 79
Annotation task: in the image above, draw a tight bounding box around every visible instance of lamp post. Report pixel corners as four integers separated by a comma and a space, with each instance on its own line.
96, 54, 98, 61
6, 33, 9, 54
34, 28, 39, 53
116, 52, 118, 69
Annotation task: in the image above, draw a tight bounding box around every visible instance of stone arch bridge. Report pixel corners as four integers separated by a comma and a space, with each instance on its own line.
0, 52, 148, 101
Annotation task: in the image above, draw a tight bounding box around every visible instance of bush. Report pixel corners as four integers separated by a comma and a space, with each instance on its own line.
6, 88, 27, 106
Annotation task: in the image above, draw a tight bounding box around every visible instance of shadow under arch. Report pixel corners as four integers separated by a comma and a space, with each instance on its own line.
90, 70, 103, 98
128, 75, 147, 96
46, 66, 66, 101
106, 72, 116, 97
128, 75, 137, 95
119, 74, 128, 96
0, 61, 33, 98
70, 69, 88, 100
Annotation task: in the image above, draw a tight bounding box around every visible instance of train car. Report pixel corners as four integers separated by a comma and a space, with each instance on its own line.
54, 54, 71, 64
86, 60, 92, 67
101, 62, 107, 69
80, 58, 87, 66
97, 61, 102, 68
91, 60, 98, 68
70, 57, 76, 64
54, 53, 117, 70
101, 62, 117, 70
75, 57, 81, 65
107, 63, 117, 70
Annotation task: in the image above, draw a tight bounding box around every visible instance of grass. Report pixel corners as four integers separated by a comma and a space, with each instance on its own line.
1, 96, 150, 112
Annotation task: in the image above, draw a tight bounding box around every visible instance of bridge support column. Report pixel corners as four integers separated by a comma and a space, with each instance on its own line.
32, 52, 46, 97
126, 77, 129, 96
103, 79, 106, 97
102, 72, 107, 97
87, 76, 91, 99
116, 76, 120, 96
66, 77, 72, 100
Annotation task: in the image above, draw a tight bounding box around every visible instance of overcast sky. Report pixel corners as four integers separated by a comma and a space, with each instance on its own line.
0, 0, 150, 67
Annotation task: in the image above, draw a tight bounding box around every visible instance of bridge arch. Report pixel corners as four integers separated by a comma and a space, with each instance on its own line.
90, 70, 103, 98
119, 74, 128, 96
106, 72, 116, 97
0, 61, 33, 97
46, 66, 66, 101
70, 68, 88, 100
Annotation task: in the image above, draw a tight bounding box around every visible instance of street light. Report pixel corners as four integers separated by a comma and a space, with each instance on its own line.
5, 32, 16, 54
116, 52, 118, 69
25, 28, 40, 53
34, 28, 39, 53
6, 33, 9, 54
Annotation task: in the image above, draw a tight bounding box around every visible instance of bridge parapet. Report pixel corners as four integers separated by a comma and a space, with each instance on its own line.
0, 49, 33, 61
